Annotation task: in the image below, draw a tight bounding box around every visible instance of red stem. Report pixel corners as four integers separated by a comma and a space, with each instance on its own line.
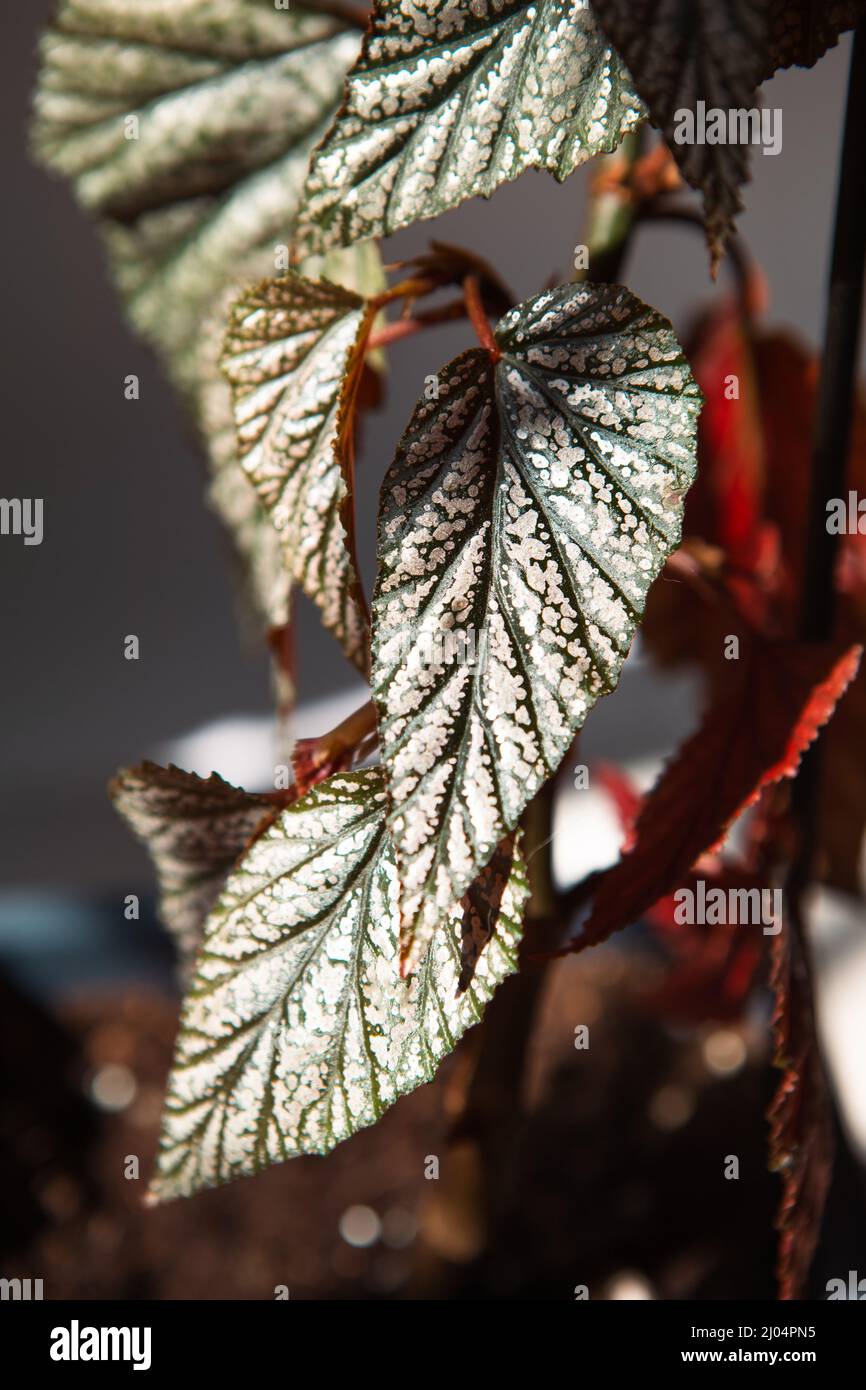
367, 298, 467, 350
463, 275, 501, 361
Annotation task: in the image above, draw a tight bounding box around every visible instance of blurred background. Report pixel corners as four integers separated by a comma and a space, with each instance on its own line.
2, 4, 865, 1299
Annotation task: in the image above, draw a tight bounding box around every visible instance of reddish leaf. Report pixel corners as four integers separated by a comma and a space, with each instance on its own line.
561, 639, 861, 954
644, 313, 866, 896
641, 861, 765, 1024
645, 934, 763, 1026
598, 768, 767, 1022
688, 293, 766, 570
670, 318, 866, 630
595, 762, 641, 851
815, 609, 866, 895
760, 334, 866, 605
768, 905, 835, 1299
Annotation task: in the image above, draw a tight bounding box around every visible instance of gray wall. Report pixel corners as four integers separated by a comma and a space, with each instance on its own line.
0, 4, 858, 891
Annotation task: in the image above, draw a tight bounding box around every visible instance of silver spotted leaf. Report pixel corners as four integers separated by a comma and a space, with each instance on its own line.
201, 243, 384, 641
764, 1, 865, 77
32, 0, 359, 226
297, 0, 645, 253
148, 769, 527, 1200
372, 281, 701, 970
110, 762, 278, 978
221, 274, 377, 675
457, 834, 517, 994
31, 0, 372, 631
31, 0, 361, 379
589, 0, 768, 270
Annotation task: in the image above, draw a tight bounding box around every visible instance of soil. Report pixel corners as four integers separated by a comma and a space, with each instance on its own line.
0, 948, 840, 1300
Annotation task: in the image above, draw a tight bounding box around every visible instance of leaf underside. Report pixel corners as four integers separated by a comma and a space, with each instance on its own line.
589, 0, 768, 270
298, 0, 645, 253
110, 762, 276, 977
221, 273, 375, 674
149, 770, 527, 1201
372, 281, 701, 969
31, 0, 376, 635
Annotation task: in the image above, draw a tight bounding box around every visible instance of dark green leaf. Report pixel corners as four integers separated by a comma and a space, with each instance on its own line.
148, 769, 527, 1200
110, 761, 277, 976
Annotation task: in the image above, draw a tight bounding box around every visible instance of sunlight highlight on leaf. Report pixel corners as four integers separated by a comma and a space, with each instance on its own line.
298, 0, 645, 252
372, 280, 701, 969
221, 273, 376, 674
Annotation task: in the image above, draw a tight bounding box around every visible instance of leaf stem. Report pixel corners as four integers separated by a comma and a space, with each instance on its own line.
634, 202, 754, 315
292, 699, 379, 795
370, 275, 444, 310
521, 778, 557, 922
366, 298, 467, 349
789, 25, 866, 886
577, 128, 645, 284
463, 275, 501, 361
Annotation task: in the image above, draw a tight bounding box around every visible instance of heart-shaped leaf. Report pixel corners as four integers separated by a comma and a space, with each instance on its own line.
110, 762, 279, 977
221, 273, 377, 674
297, 0, 645, 253
149, 769, 526, 1201
372, 281, 701, 969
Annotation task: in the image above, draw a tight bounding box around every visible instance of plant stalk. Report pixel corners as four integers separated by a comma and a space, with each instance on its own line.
791, 26, 866, 882
781, 24, 866, 1297
575, 128, 645, 284
800, 25, 866, 643
462, 274, 501, 359
366, 298, 466, 349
